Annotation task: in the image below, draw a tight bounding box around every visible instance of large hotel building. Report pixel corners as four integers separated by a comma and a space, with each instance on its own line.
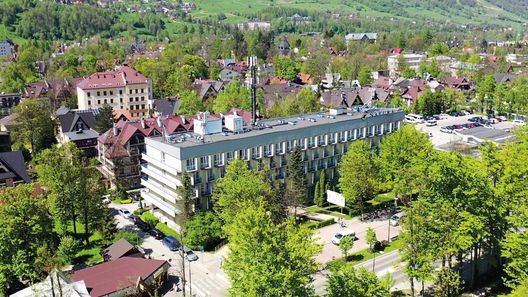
140, 107, 405, 226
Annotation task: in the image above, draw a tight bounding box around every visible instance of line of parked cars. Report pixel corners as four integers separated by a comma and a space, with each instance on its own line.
118, 208, 198, 261
440, 122, 484, 133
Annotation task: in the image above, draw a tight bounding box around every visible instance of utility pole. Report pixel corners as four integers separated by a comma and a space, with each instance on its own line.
249, 55, 258, 125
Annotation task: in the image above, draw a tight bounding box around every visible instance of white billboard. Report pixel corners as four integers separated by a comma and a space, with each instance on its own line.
326, 190, 345, 207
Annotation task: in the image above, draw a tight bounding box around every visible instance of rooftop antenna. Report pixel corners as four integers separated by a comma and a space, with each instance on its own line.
249, 55, 258, 125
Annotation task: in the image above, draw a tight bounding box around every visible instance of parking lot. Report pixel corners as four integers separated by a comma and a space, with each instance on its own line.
415, 114, 514, 148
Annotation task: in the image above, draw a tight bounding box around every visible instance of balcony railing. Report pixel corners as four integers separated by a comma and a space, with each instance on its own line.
186, 164, 197, 171
200, 162, 210, 169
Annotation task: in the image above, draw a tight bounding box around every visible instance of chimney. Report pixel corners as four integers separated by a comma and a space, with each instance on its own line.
113, 124, 119, 136
180, 115, 186, 123
140, 117, 146, 129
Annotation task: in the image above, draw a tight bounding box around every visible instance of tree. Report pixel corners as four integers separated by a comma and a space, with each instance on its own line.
223, 201, 321, 297
476, 74, 496, 113
366, 227, 378, 252
184, 211, 223, 250
433, 267, 463, 297
358, 66, 373, 87
326, 266, 393, 297
415, 90, 448, 116
99, 207, 117, 245
301, 50, 330, 84
338, 140, 376, 219
428, 58, 442, 78
213, 160, 278, 228
338, 235, 354, 260
177, 90, 204, 117
296, 87, 320, 114
213, 80, 251, 113
273, 55, 298, 81
286, 147, 307, 214
401, 68, 417, 79
94, 104, 114, 133
35, 143, 105, 243
57, 236, 80, 265
12, 99, 56, 155
313, 172, 326, 207
0, 184, 55, 291
429, 42, 449, 56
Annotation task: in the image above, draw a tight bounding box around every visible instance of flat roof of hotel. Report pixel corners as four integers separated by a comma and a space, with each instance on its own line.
149, 108, 404, 148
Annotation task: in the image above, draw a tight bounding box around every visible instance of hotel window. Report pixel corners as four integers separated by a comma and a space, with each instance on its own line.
141, 96, 145, 101
110, 99, 114, 104
87, 100, 91, 106
141, 88, 144, 93
214, 154, 223, 166
318, 135, 326, 146
299, 139, 306, 150
252, 147, 261, 159
161, 152, 165, 162
200, 156, 209, 168
308, 137, 315, 148
347, 130, 353, 141
264, 144, 273, 156
275, 142, 284, 154
141, 104, 145, 110
239, 149, 247, 160
87, 92, 91, 97
110, 90, 113, 95
329, 133, 336, 144
129, 89, 133, 94
104, 99, 107, 104
226, 151, 234, 161
120, 98, 123, 103
186, 159, 196, 171
103, 91, 107, 96
97, 91, 101, 96
135, 89, 139, 94
338, 131, 345, 142
287, 141, 293, 152
97, 100, 101, 105
120, 90, 123, 95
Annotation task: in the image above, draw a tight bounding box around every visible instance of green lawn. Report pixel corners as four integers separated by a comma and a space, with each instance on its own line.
368, 191, 396, 206
306, 205, 353, 219
75, 246, 104, 265
326, 239, 404, 271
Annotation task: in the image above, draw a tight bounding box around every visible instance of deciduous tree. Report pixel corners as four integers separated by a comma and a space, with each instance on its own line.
326, 266, 393, 297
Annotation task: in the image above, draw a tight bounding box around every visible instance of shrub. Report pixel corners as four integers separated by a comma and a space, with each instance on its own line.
133, 208, 147, 215
307, 218, 336, 229
114, 231, 143, 246
118, 199, 133, 204
141, 211, 160, 228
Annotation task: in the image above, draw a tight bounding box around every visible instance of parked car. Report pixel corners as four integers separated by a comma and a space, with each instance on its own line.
390, 214, 404, 226
183, 247, 199, 261
497, 116, 507, 121
474, 122, 483, 127
440, 126, 453, 133
513, 119, 526, 126
467, 123, 476, 128
133, 217, 151, 231
102, 195, 111, 205
439, 113, 449, 119
331, 229, 356, 245
162, 236, 181, 251
149, 228, 165, 240
426, 120, 437, 126
468, 117, 481, 123
448, 111, 459, 117
432, 115, 441, 120
118, 208, 131, 219
452, 124, 464, 131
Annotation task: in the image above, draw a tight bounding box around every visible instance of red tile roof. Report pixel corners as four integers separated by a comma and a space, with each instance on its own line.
77, 66, 149, 90
71, 257, 168, 297
99, 115, 193, 159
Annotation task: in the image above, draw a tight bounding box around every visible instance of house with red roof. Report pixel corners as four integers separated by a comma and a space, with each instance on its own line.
71, 257, 170, 297
76, 66, 153, 120
97, 115, 192, 189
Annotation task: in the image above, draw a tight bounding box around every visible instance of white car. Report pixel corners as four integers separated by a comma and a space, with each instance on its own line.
102, 195, 111, 204
426, 120, 437, 127
118, 208, 131, 219
513, 120, 526, 126
440, 127, 453, 133
331, 229, 355, 245
390, 213, 405, 226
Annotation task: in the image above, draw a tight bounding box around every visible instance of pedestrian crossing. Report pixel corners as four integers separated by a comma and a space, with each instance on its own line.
187, 274, 229, 297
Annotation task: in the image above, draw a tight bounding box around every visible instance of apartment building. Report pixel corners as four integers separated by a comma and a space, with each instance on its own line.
97, 116, 192, 190
387, 54, 426, 78
0, 93, 22, 117
140, 108, 405, 227
77, 66, 153, 119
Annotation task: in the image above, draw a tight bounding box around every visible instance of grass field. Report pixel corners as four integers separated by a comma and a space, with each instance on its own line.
326, 238, 404, 271
188, 0, 526, 27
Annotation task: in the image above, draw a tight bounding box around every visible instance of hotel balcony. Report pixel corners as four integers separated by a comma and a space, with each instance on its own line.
141, 189, 177, 217
141, 164, 180, 190
141, 178, 177, 204
142, 153, 177, 173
